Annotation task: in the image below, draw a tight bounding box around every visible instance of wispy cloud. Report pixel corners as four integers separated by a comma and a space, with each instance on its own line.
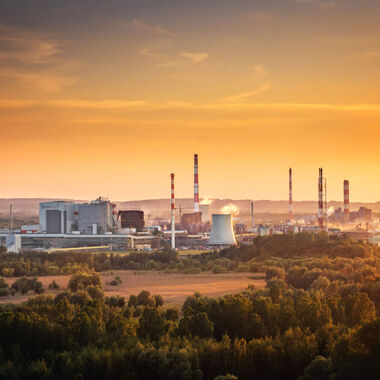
0, 24, 61, 64
140, 47, 165, 58
127, 19, 177, 36
0, 69, 75, 93
2, 98, 380, 114
220, 83, 271, 103
181, 52, 209, 63
253, 65, 267, 77
156, 51, 209, 68
0, 24, 75, 94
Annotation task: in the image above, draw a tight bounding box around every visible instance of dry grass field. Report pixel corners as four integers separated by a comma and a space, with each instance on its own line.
0, 271, 266, 305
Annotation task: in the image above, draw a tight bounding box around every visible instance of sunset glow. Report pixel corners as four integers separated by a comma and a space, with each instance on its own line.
1, 0, 380, 201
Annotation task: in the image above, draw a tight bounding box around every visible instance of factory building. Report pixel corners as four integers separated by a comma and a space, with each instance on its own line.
181, 212, 202, 233
118, 210, 145, 229
39, 201, 77, 234
78, 197, 116, 235
2, 233, 160, 253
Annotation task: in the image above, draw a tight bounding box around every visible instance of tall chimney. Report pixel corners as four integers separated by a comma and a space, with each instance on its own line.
171, 173, 175, 249
318, 168, 324, 229
10, 204, 13, 232
194, 154, 199, 212
251, 201, 254, 229
344, 180, 349, 222
289, 168, 293, 221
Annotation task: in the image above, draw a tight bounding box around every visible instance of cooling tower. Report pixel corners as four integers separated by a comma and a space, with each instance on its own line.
209, 214, 237, 246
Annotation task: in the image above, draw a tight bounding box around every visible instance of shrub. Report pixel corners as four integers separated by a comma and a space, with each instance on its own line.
48, 280, 60, 289
68, 271, 101, 292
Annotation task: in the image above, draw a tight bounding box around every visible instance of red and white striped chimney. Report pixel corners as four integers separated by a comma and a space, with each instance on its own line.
171, 173, 175, 249
318, 168, 324, 229
289, 168, 293, 221
344, 180, 349, 222
194, 154, 200, 212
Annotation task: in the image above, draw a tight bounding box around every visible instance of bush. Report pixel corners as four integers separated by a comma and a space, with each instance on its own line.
0, 287, 10, 296
11, 277, 44, 294
48, 280, 60, 289
136, 290, 156, 307
68, 271, 101, 292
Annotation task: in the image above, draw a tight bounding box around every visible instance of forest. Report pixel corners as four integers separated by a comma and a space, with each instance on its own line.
0, 233, 379, 379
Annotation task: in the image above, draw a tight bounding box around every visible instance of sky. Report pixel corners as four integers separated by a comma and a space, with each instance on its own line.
0, 0, 380, 202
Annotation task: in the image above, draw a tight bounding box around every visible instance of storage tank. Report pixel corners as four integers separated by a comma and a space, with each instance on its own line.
209, 214, 237, 246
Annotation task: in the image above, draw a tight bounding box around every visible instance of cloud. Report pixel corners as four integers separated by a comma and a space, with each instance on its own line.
156, 51, 209, 68
127, 19, 177, 36
220, 83, 271, 103
253, 64, 267, 77
0, 24, 61, 64
140, 47, 165, 58
0, 69, 75, 93
181, 52, 209, 63
0, 24, 75, 94
2, 98, 380, 114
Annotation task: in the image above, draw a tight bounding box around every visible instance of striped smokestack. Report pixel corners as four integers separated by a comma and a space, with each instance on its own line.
289, 168, 293, 221
318, 168, 324, 229
171, 173, 175, 249
344, 180, 349, 222
194, 154, 200, 212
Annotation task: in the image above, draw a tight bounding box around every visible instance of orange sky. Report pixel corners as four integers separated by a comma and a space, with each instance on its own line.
0, 0, 380, 201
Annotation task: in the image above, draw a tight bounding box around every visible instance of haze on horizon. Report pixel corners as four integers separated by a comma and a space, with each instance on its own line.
0, 0, 379, 202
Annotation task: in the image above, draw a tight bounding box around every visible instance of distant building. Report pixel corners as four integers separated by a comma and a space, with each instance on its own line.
39, 201, 77, 234
77, 197, 116, 235
181, 212, 202, 233
117, 210, 145, 229
234, 223, 247, 234
350, 207, 372, 222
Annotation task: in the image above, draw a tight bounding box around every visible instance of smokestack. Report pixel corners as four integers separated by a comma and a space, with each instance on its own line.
194, 154, 199, 212
10, 204, 13, 232
171, 173, 175, 249
344, 180, 349, 222
318, 168, 324, 229
289, 168, 293, 221
251, 201, 254, 228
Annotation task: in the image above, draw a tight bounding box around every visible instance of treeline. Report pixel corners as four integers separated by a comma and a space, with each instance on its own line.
0, 270, 379, 379
0, 233, 378, 277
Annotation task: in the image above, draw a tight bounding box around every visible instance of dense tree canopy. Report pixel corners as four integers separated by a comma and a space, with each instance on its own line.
0, 234, 379, 379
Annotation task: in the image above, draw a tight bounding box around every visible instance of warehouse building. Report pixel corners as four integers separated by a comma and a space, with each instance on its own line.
117, 210, 145, 229
78, 197, 116, 234
39, 201, 77, 234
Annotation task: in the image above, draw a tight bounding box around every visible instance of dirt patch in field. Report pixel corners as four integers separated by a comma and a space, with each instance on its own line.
1, 271, 266, 305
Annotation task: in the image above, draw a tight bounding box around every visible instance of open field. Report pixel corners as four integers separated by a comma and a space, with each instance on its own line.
0, 271, 266, 305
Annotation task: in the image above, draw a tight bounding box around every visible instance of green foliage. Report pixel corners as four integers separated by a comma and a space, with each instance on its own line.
0, 235, 379, 379
11, 277, 44, 294
48, 280, 59, 289
68, 271, 101, 292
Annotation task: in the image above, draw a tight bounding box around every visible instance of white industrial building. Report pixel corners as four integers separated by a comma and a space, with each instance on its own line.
39, 197, 116, 235
39, 201, 77, 234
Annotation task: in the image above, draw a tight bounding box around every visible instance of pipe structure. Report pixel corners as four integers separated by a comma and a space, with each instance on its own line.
171, 173, 175, 249
318, 168, 324, 229
289, 168, 293, 221
194, 154, 199, 212
344, 180, 350, 222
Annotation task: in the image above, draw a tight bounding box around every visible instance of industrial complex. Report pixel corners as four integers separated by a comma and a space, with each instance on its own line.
1, 154, 380, 253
